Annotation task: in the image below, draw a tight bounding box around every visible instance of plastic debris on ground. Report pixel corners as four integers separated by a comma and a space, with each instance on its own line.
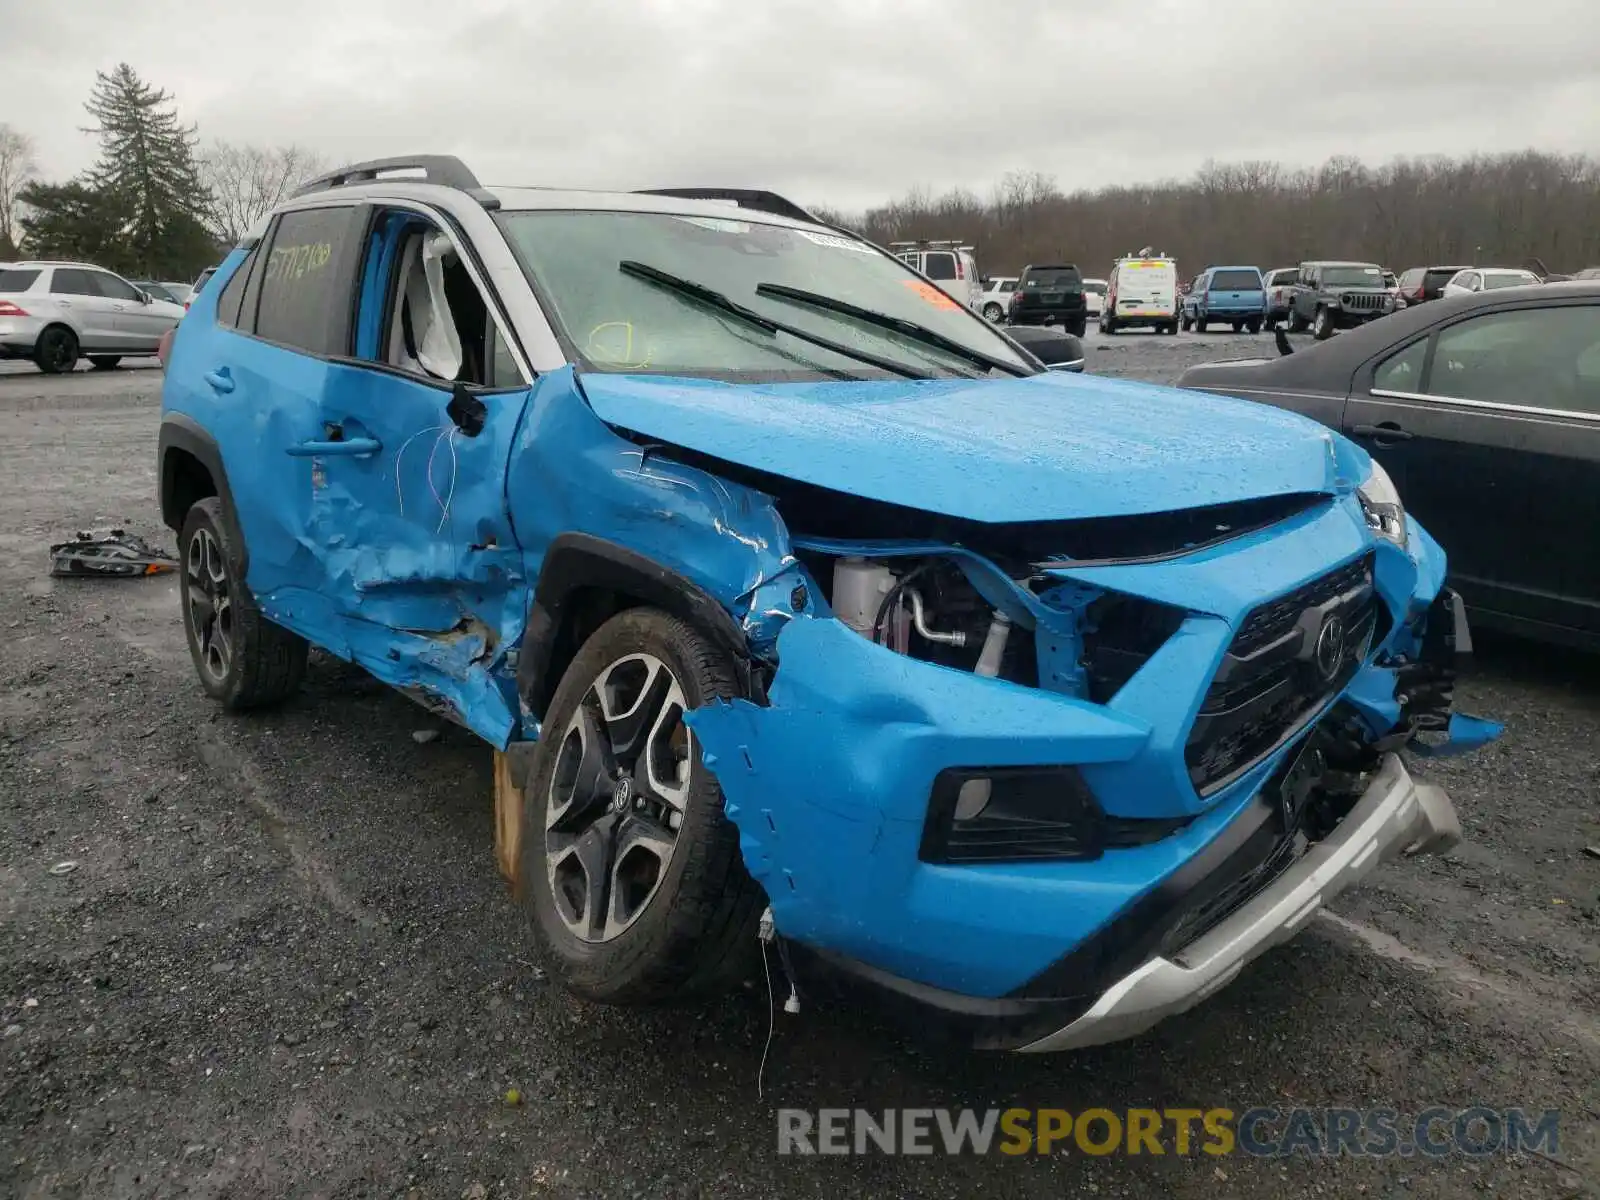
49, 529, 179, 578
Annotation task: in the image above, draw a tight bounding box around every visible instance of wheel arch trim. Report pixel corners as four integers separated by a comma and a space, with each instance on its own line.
158, 413, 248, 574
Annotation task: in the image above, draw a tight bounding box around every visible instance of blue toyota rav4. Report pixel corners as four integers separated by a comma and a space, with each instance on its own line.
158, 156, 1498, 1051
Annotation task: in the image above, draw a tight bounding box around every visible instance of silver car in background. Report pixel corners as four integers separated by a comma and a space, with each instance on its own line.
0, 261, 187, 373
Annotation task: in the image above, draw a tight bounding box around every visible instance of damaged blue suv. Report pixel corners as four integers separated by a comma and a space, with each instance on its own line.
158, 156, 1498, 1051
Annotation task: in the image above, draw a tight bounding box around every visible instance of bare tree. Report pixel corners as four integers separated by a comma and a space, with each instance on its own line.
198, 141, 327, 242
0, 123, 39, 255
846, 150, 1600, 279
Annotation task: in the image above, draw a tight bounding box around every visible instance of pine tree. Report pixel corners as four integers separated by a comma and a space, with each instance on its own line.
81, 63, 214, 278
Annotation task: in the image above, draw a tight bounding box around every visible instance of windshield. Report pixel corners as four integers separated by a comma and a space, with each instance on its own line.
1209, 269, 1261, 290
495, 210, 1031, 381
1324, 266, 1383, 287
1482, 272, 1537, 290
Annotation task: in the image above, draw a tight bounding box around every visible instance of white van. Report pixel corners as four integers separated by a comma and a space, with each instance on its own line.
1102, 251, 1179, 335
890, 240, 983, 311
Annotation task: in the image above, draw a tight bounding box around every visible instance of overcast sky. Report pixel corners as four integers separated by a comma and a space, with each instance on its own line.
7, 0, 1599, 212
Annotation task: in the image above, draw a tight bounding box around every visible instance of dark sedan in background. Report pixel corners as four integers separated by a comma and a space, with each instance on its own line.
1178, 282, 1600, 650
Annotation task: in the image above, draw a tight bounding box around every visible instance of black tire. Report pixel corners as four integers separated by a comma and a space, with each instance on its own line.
34, 326, 78, 375
89, 356, 122, 370
1312, 306, 1335, 340
1195, 316, 1208, 333
1231, 321, 1243, 333
179, 497, 308, 710
1164, 322, 1179, 336
1246, 319, 1262, 334
1102, 317, 1118, 335
1179, 311, 1192, 332
521, 607, 764, 1006
982, 302, 1004, 323
1288, 309, 1309, 333
1068, 318, 1087, 338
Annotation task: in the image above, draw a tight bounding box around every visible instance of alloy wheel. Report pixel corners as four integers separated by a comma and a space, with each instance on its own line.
185, 527, 233, 684
545, 653, 693, 943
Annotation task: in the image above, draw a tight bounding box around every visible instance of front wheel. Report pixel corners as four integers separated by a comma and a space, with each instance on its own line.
1312, 307, 1335, 340
521, 608, 765, 1005
982, 302, 1004, 323
1179, 311, 1192, 331
1102, 317, 1117, 335
1288, 310, 1309, 333
1068, 318, 1087, 338
1195, 316, 1208, 333
34, 326, 78, 375
179, 497, 308, 709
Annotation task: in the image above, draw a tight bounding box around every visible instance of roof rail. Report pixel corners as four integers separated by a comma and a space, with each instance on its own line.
634, 187, 830, 227
293, 155, 500, 209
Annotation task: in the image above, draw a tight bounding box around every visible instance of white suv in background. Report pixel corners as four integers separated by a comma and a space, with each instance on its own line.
1082, 277, 1108, 318
0, 261, 186, 373
890, 240, 983, 311
976, 275, 1017, 322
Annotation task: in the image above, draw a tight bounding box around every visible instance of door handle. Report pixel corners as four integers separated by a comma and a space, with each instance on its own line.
1350, 422, 1414, 443
287, 437, 382, 458
203, 369, 235, 394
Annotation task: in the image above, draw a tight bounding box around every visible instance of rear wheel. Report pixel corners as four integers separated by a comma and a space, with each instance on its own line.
1102, 317, 1117, 335
89, 355, 122, 370
982, 302, 1004, 323
34, 326, 78, 375
521, 608, 764, 1005
1195, 316, 1208, 333
179, 497, 309, 709
1179, 311, 1192, 331
1164, 322, 1179, 335
1246, 318, 1262, 334
1068, 318, 1086, 338
1288, 309, 1309, 333
1231, 321, 1243, 333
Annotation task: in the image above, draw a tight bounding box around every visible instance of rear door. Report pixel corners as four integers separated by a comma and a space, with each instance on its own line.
921, 250, 962, 304
1117, 260, 1176, 317
1349, 301, 1600, 637
48, 267, 122, 349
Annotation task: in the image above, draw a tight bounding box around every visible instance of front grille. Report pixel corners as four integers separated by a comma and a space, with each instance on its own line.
1184, 554, 1384, 796
1341, 292, 1387, 312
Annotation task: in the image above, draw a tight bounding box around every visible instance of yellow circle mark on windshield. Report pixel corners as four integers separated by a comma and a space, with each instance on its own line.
587, 321, 652, 370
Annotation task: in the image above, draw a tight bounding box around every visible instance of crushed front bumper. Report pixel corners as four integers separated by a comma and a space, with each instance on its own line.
1019, 751, 1457, 1050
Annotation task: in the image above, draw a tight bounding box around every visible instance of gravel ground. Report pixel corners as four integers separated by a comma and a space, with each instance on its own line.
1, 336, 1597, 1199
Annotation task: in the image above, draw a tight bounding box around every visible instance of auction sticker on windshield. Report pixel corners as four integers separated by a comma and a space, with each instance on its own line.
800, 230, 877, 253
902, 279, 960, 310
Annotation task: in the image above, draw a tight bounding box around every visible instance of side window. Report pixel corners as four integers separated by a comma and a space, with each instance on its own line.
1372, 338, 1428, 393
1429, 306, 1600, 413
488, 325, 521, 389
51, 268, 99, 297
92, 273, 142, 302
923, 252, 957, 281
215, 248, 259, 329
358, 211, 502, 388
254, 206, 362, 355
999, 279, 1016, 293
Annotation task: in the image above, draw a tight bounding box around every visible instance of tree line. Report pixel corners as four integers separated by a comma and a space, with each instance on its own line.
0, 65, 324, 280
816, 152, 1600, 280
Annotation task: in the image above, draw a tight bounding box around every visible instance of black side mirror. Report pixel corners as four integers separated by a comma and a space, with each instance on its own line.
446, 382, 487, 438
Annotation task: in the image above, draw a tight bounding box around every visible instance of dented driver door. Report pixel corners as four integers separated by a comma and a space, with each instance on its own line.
304, 360, 533, 745
290, 206, 536, 745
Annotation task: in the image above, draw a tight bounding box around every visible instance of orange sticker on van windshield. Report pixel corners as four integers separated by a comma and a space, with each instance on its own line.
901, 279, 960, 310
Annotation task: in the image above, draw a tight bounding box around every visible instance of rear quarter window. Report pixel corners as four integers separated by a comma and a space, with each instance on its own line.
0, 268, 41, 292
253, 207, 363, 355
923, 252, 957, 280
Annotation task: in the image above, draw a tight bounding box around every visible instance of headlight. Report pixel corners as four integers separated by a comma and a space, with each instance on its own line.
1358, 459, 1407, 547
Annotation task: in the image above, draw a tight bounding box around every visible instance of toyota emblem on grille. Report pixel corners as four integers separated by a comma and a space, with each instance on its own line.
1312, 613, 1347, 680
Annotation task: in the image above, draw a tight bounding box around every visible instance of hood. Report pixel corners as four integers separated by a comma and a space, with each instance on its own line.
579, 371, 1348, 523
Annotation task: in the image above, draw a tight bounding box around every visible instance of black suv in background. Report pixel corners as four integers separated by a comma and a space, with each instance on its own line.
1007, 263, 1088, 335
1396, 265, 1471, 306
1288, 261, 1396, 339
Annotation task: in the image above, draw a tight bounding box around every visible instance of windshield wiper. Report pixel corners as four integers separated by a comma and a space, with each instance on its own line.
754, 282, 1032, 377
617, 261, 931, 380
